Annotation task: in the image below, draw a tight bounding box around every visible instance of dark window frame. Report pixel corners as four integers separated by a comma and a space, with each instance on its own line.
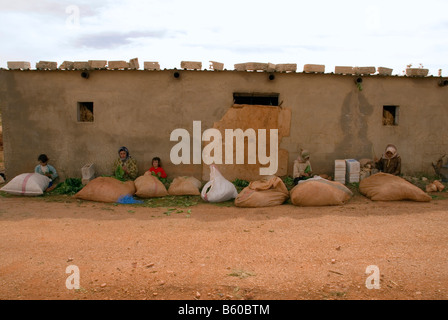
233, 92, 279, 106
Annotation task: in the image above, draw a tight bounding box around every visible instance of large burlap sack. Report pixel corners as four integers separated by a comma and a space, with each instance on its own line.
0, 173, 50, 196
359, 173, 431, 202
168, 176, 201, 196
134, 174, 168, 198
201, 165, 238, 202
73, 177, 136, 203
290, 177, 353, 206
235, 176, 289, 207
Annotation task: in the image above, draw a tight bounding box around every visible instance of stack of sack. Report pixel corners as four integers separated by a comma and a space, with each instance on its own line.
201, 165, 238, 203
168, 176, 202, 196
234, 175, 289, 207
289, 176, 353, 206
0, 173, 51, 196
74, 177, 136, 202
359, 173, 431, 202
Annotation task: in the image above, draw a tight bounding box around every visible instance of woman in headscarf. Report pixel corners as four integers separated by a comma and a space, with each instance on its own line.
375, 144, 401, 176
112, 146, 138, 180
293, 149, 313, 185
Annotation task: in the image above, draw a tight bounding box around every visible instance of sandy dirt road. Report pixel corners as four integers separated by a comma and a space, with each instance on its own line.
0, 194, 447, 300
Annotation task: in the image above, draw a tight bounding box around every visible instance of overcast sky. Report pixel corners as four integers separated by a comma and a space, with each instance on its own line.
1, 0, 447, 75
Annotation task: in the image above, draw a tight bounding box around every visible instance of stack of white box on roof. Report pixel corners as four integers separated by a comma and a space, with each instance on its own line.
345, 159, 360, 183
334, 160, 346, 184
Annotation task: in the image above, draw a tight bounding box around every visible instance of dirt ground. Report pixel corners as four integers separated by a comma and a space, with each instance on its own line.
0, 191, 447, 301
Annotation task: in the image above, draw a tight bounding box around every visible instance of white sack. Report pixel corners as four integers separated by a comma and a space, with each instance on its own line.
201, 165, 238, 202
0, 173, 50, 196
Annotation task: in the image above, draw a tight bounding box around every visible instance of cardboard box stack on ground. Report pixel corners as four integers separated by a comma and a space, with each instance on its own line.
345, 159, 360, 183
334, 160, 346, 184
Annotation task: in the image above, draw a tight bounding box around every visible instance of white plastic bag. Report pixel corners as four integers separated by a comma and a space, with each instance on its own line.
201, 165, 238, 202
0, 173, 50, 196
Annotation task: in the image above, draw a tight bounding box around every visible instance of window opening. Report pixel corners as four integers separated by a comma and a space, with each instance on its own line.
383, 105, 399, 126
233, 93, 279, 106
78, 102, 94, 122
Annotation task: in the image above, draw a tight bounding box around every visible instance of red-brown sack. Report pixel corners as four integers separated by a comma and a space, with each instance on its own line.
74, 177, 135, 203
135, 174, 168, 198
235, 176, 289, 207
290, 178, 352, 207
359, 173, 431, 202
168, 176, 201, 196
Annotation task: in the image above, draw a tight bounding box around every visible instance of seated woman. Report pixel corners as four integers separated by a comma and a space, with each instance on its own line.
293, 150, 313, 185
112, 146, 138, 180
35, 154, 59, 191
375, 144, 401, 176
147, 157, 167, 179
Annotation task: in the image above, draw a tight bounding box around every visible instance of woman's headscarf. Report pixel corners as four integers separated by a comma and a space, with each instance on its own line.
382, 144, 398, 167
297, 149, 311, 163
118, 146, 130, 162
382, 144, 398, 160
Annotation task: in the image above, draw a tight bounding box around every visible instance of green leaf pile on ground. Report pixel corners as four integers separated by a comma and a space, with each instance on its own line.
50, 178, 84, 195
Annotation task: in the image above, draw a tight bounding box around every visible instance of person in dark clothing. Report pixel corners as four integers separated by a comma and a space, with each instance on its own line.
375, 144, 401, 176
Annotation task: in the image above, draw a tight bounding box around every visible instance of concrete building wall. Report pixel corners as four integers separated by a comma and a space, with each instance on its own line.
0, 69, 447, 181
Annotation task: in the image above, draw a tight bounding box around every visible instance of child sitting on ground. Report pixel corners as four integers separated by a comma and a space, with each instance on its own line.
147, 157, 167, 179
35, 154, 58, 191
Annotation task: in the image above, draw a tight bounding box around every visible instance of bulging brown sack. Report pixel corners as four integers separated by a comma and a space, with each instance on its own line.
168, 176, 201, 196
135, 174, 168, 198
290, 178, 353, 207
359, 173, 431, 202
235, 176, 289, 208
74, 177, 136, 203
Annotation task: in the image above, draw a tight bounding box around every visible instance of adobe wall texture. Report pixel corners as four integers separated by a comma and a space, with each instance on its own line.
0, 69, 447, 182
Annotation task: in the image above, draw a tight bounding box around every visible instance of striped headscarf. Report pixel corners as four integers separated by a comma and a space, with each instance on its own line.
118, 146, 130, 162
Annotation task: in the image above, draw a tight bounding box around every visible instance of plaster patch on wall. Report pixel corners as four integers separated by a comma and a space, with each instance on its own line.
201, 104, 291, 182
